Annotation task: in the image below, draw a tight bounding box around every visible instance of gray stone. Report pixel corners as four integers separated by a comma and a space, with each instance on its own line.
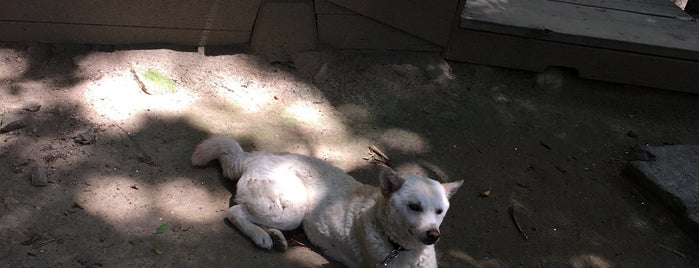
0, 112, 27, 133
424, 58, 455, 85
21, 101, 41, 112
313, 63, 329, 84
30, 163, 48, 187
74, 129, 97, 145
627, 145, 699, 226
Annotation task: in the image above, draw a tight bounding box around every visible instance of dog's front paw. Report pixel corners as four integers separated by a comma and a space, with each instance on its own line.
252, 232, 274, 250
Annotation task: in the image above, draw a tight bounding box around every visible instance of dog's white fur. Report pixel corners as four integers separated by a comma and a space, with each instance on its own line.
192, 136, 463, 267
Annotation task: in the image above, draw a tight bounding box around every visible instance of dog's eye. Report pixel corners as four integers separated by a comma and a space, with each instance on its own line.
436, 209, 443, 215
408, 203, 422, 212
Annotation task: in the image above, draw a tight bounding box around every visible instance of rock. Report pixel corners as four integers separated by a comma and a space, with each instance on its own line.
0, 112, 28, 133
626, 145, 699, 233
313, 63, 329, 84
74, 129, 96, 145
21, 101, 41, 112
424, 58, 455, 85
30, 163, 48, 187
536, 67, 565, 90
535, 67, 579, 94
291, 50, 333, 79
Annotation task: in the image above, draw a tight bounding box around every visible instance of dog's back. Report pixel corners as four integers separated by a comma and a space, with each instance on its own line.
192, 136, 461, 267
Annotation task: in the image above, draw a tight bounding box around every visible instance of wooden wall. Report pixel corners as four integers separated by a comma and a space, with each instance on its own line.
0, 0, 261, 45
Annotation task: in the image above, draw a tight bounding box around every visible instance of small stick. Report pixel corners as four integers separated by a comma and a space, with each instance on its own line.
33, 238, 56, 249
509, 205, 529, 241
369, 145, 390, 161
130, 67, 149, 94
657, 243, 688, 260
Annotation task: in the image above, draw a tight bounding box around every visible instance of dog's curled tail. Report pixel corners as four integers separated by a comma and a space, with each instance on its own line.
191, 136, 247, 179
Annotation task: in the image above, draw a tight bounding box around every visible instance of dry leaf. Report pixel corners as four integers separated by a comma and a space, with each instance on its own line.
3, 196, 20, 209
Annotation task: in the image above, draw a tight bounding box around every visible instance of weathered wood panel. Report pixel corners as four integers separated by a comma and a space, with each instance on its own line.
461, 0, 699, 61
328, 0, 459, 46
557, 0, 692, 19
444, 28, 699, 94
316, 0, 440, 51
0, 0, 260, 45
0, 21, 250, 46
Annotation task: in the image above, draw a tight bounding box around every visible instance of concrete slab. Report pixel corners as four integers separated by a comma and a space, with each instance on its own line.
627, 145, 699, 235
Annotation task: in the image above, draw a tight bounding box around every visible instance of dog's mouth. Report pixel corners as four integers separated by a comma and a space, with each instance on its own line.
422, 236, 439, 245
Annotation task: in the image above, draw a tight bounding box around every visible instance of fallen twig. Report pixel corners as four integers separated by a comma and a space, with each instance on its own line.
32, 238, 56, 249
657, 243, 688, 260
369, 145, 390, 162
509, 205, 529, 241
130, 67, 149, 94
367, 145, 391, 167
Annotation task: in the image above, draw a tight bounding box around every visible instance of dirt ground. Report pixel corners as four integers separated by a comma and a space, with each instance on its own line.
1, 42, 698, 267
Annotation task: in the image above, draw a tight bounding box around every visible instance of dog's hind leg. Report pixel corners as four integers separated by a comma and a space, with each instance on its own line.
228, 205, 275, 250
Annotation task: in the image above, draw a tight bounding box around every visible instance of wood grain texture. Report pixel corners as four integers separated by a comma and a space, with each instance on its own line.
329, 0, 459, 46
444, 28, 699, 94
461, 0, 699, 61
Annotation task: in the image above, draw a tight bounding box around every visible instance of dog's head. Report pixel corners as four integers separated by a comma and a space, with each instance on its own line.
379, 168, 463, 249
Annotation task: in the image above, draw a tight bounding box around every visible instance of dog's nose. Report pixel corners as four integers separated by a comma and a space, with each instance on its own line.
425, 229, 441, 244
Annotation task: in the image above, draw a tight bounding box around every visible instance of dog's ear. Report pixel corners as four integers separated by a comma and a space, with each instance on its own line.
442, 180, 464, 199
379, 167, 404, 198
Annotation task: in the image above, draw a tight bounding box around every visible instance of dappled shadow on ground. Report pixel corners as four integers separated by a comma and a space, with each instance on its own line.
1, 43, 699, 267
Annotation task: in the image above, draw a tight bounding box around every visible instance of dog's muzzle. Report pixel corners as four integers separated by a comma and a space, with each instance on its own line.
423, 229, 440, 245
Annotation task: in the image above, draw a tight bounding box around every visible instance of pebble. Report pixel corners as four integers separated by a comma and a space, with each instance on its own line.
75, 129, 96, 145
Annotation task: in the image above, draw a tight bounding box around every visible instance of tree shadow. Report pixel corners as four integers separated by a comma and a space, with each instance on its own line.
1, 43, 699, 268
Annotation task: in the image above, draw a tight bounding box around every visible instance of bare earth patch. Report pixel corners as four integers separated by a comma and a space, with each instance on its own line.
1, 43, 698, 267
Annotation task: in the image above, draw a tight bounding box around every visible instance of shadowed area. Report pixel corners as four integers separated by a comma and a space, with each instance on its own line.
1, 43, 699, 267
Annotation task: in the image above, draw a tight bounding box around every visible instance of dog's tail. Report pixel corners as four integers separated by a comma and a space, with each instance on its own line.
191, 136, 247, 179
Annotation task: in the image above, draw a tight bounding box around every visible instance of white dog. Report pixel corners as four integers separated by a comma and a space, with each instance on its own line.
192, 137, 463, 267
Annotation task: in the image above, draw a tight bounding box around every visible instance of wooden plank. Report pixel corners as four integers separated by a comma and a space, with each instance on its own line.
461, 0, 699, 61
328, 0, 459, 46
0, 0, 260, 31
317, 14, 441, 51
0, 21, 250, 45
315, 0, 353, 14
557, 0, 692, 19
444, 28, 699, 94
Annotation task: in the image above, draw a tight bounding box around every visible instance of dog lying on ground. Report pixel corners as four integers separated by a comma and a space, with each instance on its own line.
192, 136, 463, 267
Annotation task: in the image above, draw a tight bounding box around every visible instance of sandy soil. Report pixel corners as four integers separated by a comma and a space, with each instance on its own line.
1, 42, 698, 267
